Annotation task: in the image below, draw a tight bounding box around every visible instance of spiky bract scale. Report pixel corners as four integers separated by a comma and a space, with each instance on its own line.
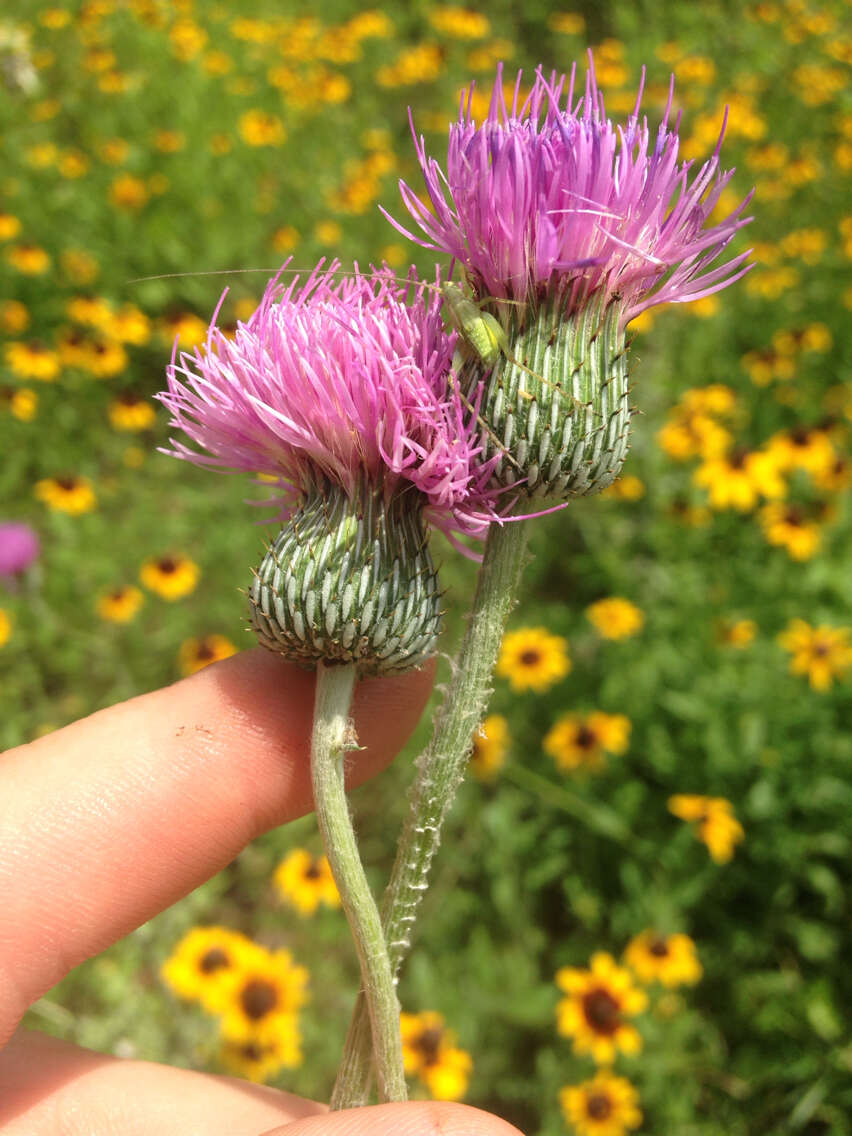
460, 291, 631, 497
249, 478, 441, 674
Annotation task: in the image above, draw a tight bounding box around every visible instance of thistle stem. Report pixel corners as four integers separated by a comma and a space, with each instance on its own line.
331, 518, 529, 1108
311, 661, 407, 1105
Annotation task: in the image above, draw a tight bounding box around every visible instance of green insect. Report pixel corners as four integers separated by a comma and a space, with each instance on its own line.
439, 281, 509, 369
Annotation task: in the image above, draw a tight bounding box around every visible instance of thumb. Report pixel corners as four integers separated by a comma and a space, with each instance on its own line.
265, 1101, 524, 1136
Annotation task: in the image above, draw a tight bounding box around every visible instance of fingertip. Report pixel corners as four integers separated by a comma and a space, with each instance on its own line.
262, 1100, 524, 1136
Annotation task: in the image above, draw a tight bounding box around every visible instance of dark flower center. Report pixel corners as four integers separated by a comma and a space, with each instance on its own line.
27, 341, 47, 354
783, 509, 803, 526
729, 449, 748, 470
812, 642, 830, 657
519, 649, 542, 666
118, 392, 142, 406
574, 725, 598, 750
240, 979, 279, 1020
56, 477, 78, 491
649, 938, 670, 958
195, 640, 216, 661
586, 1092, 613, 1120
240, 1042, 265, 1061
198, 946, 229, 974
303, 861, 323, 880
415, 1027, 444, 1066
582, 988, 622, 1035
790, 427, 810, 446
157, 557, 177, 573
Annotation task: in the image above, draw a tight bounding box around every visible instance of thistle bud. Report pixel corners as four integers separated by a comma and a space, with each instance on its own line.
458, 291, 630, 499
250, 478, 441, 674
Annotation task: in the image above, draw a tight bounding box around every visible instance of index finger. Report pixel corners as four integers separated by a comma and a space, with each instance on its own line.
0, 649, 434, 1043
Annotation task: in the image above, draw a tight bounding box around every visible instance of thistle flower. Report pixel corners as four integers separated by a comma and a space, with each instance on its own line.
0, 521, 40, 580
160, 261, 498, 673
387, 61, 753, 499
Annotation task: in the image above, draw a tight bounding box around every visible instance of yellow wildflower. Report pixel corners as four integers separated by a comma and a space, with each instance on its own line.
239, 110, 286, 147
0, 300, 29, 333
4, 342, 60, 382
693, 448, 785, 511
273, 849, 341, 916
0, 609, 10, 648
560, 1072, 642, 1136
496, 627, 571, 692
759, 504, 822, 560
108, 393, 156, 431
668, 795, 744, 863
109, 174, 149, 210
470, 714, 509, 780
208, 947, 309, 1046
401, 1011, 472, 1101
0, 214, 22, 240
777, 620, 852, 691
35, 476, 96, 515
140, 555, 200, 600
161, 926, 260, 1010
556, 952, 647, 1064
178, 634, 239, 675
428, 7, 490, 39
6, 245, 50, 275
219, 1033, 302, 1082
717, 618, 757, 647
96, 586, 144, 623
1, 386, 38, 421
623, 931, 702, 987
545, 712, 631, 772
586, 598, 644, 640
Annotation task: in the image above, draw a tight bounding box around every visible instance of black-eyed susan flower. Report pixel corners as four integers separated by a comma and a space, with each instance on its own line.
34, 476, 96, 515
0, 213, 22, 240
777, 619, 852, 691
0, 386, 37, 421
544, 711, 630, 772
0, 299, 29, 332
0, 609, 10, 648
668, 795, 745, 863
496, 627, 571, 692
585, 598, 644, 640
159, 311, 207, 350
60, 248, 99, 285
623, 931, 702, 987
178, 634, 239, 675
813, 455, 851, 493
470, 714, 509, 780
759, 503, 823, 560
657, 412, 732, 462
717, 618, 757, 647
67, 295, 113, 328
109, 173, 149, 210
4, 341, 60, 382
105, 304, 151, 345
219, 1032, 303, 1082
559, 1072, 642, 1136
239, 109, 287, 146
81, 337, 128, 378
161, 926, 259, 1011
108, 393, 156, 431
273, 848, 341, 916
556, 952, 647, 1064
766, 426, 837, 477
57, 328, 92, 369
6, 244, 50, 274
96, 586, 144, 623
693, 447, 786, 510
400, 1011, 472, 1101
140, 555, 200, 600
599, 475, 645, 501
207, 946, 309, 1046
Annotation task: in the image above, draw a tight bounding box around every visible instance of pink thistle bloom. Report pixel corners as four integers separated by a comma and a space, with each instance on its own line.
386, 60, 753, 323
159, 261, 500, 540
0, 522, 40, 580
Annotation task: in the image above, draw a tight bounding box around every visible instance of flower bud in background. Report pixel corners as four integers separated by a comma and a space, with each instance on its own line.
160, 262, 499, 674
387, 60, 753, 500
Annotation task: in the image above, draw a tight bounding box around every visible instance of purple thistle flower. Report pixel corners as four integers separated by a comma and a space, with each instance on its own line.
159, 261, 499, 541
386, 60, 753, 322
0, 522, 40, 580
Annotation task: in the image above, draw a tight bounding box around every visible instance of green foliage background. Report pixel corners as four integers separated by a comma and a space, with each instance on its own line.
1, 1, 850, 1133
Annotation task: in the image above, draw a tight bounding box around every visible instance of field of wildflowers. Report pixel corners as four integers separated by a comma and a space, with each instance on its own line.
1, 0, 850, 1132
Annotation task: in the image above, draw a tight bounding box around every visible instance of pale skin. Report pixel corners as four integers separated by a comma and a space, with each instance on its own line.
0, 650, 522, 1136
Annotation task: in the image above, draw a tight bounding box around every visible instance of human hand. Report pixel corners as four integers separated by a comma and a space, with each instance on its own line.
0, 649, 522, 1135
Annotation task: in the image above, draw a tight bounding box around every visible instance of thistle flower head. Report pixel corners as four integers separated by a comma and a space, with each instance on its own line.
0, 521, 40, 579
159, 260, 497, 539
389, 60, 752, 323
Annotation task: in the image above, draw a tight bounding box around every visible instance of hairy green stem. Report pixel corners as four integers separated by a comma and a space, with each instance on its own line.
311, 661, 407, 1105
331, 518, 529, 1108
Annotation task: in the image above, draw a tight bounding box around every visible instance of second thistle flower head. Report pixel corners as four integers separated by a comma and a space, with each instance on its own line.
387, 60, 753, 500
160, 262, 498, 673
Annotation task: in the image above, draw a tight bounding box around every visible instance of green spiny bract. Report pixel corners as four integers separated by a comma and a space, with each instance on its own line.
249, 478, 441, 674
456, 291, 632, 500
